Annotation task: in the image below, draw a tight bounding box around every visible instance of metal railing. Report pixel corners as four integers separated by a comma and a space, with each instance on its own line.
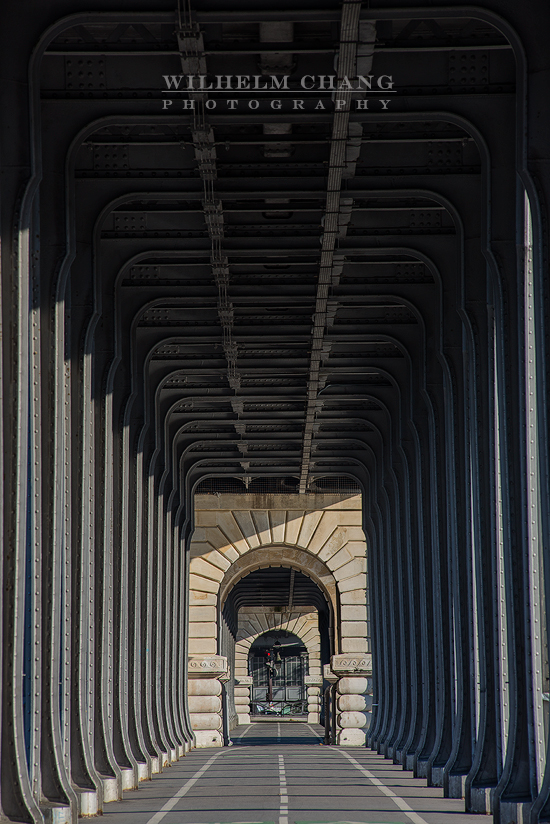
251, 700, 308, 717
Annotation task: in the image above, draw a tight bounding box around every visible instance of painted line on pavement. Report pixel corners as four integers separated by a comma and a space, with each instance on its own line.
306, 723, 323, 741
145, 751, 223, 824
339, 751, 430, 824
236, 723, 255, 743
278, 754, 289, 824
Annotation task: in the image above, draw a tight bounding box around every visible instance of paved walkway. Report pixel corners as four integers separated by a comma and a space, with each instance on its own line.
98, 723, 485, 824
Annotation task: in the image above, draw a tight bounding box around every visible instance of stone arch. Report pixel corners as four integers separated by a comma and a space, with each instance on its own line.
234, 609, 321, 681
234, 615, 322, 725
219, 545, 337, 624
189, 494, 369, 657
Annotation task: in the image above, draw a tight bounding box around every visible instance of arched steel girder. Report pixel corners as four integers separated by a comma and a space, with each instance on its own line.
3, 3, 550, 823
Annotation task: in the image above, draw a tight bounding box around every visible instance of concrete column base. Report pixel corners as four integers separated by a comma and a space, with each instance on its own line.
415, 758, 429, 778
447, 773, 467, 799
430, 766, 445, 787
499, 800, 531, 824
469, 786, 494, 814
41, 806, 72, 824
78, 790, 99, 817
137, 761, 150, 781
120, 768, 136, 790
101, 776, 120, 803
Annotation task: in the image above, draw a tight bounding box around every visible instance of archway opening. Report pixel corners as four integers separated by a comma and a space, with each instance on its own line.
221, 565, 332, 729
249, 630, 308, 718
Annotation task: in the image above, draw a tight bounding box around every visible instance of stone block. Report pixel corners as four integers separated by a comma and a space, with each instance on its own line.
189, 557, 226, 582
188, 623, 217, 639
189, 606, 217, 622
237, 713, 251, 725
341, 637, 368, 653
341, 621, 367, 638
338, 710, 367, 728
333, 560, 366, 582
269, 510, 286, 543
252, 509, 272, 544
337, 728, 366, 746
188, 679, 221, 696
341, 539, 368, 556
194, 729, 223, 748
188, 695, 222, 714
297, 510, 324, 547
190, 712, 222, 731
338, 574, 367, 592
341, 605, 367, 621
188, 638, 217, 654
189, 590, 217, 606
336, 676, 369, 695
232, 511, 260, 547
327, 546, 354, 571
189, 574, 219, 594
234, 687, 250, 698
339, 589, 367, 605
284, 512, 304, 544
337, 694, 366, 712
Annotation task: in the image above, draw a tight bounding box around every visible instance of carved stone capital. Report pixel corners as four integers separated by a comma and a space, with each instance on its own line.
235, 675, 253, 686
304, 675, 323, 687
331, 653, 372, 677
188, 655, 228, 678
323, 664, 338, 683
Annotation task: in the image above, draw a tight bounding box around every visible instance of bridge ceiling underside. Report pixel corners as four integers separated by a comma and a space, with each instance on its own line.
36, 3, 514, 508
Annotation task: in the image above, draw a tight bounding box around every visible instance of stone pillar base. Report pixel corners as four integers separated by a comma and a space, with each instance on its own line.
234, 675, 253, 727
194, 729, 224, 748
331, 654, 372, 747
305, 675, 323, 724
188, 655, 228, 748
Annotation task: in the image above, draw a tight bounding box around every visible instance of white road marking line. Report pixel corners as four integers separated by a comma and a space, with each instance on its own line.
306, 723, 323, 741
145, 752, 223, 824
237, 723, 255, 742
277, 722, 282, 742
279, 754, 288, 824
339, 751, 430, 824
